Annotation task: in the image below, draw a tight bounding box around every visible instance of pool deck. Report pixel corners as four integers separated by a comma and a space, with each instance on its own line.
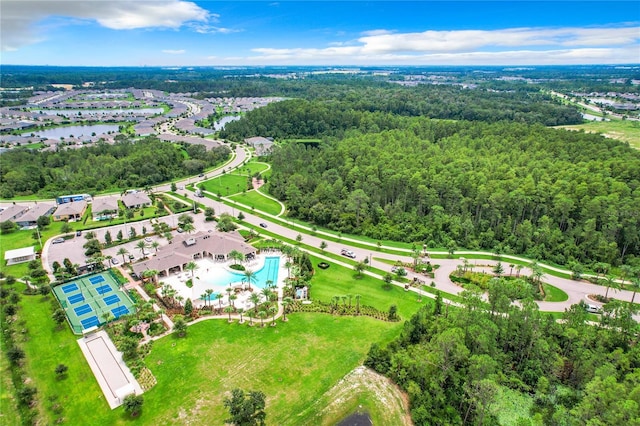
160, 255, 286, 309
77, 330, 143, 409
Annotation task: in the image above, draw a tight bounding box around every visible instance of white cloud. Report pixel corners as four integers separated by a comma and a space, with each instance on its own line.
1, 0, 210, 51
241, 25, 640, 65
162, 49, 186, 54
356, 26, 640, 54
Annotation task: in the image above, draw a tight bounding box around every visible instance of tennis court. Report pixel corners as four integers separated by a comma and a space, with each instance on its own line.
53, 270, 136, 334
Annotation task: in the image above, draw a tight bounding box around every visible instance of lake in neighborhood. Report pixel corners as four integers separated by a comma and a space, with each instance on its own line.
34, 124, 120, 140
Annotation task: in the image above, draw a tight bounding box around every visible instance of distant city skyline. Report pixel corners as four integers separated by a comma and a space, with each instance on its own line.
1, 1, 639, 66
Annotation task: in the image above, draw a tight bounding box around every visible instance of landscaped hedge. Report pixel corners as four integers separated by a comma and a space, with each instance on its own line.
287, 300, 399, 322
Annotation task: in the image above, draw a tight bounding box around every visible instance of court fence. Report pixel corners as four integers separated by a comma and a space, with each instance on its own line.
52, 268, 136, 335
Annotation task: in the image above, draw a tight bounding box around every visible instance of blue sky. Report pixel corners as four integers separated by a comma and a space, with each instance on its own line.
2, 1, 639, 66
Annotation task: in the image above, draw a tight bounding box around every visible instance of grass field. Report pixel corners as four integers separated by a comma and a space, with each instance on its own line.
17, 290, 124, 425
8, 250, 423, 425
558, 119, 640, 149
200, 161, 270, 197
543, 283, 569, 302
200, 173, 251, 196
0, 340, 20, 426
228, 190, 283, 216
0, 222, 70, 278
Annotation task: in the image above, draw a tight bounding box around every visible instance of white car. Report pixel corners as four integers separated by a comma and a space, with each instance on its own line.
52, 237, 65, 244
585, 304, 601, 314
340, 249, 356, 259
145, 237, 152, 243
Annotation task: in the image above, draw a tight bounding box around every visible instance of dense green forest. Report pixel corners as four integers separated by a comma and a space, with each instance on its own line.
365, 290, 640, 425
221, 88, 581, 137
0, 137, 230, 198
260, 117, 640, 267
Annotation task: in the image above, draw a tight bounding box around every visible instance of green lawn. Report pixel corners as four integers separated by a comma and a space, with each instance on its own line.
558, 119, 640, 149
17, 290, 124, 425
306, 254, 426, 320
0, 222, 71, 278
200, 173, 251, 196
0, 339, 20, 426
228, 190, 283, 216
235, 161, 270, 176
543, 283, 569, 302
6, 251, 422, 425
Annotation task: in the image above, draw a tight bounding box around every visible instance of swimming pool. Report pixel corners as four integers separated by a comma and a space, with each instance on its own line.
202, 256, 281, 289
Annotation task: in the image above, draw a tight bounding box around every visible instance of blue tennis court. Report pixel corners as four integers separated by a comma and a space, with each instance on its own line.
53, 271, 136, 334
89, 275, 105, 285
74, 304, 93, 316
80, 316, 100, 329
111, 306, 129, 318
95, 285, 112, 295
103, 294, 121, 306
67, 293, 85, 304
62, 283, 79, 293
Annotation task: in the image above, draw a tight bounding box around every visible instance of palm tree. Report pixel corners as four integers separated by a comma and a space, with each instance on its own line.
116, 247, 129, 264
603, 275, 620, 301
185, 261, 199, 278
281, 298, 290, 321
200, 293, 208, 308
258, 309, 267, 327
355, 294, 361, 315
224, 305, 234, 322
205, 289, 213, 308
228, 249, 244, 265
629, 276, 640, 305
269, 305, 277, 326
229, 294, 237, 308
248, 309, 254, 326
509, 264, 515, 276
249, 292, 261, 312
142, 269, 158, 284
182, 222, 195, 234
135, 240, 148, 258
151, 241, 160, 253
515, 264, 523, 278
243, 269, 257, 290
216, 293, 224, 310
237, 307, 245, 324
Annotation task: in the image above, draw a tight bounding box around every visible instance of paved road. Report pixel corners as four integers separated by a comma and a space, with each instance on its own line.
188, 187, 638, 316
24, 138, 638, 318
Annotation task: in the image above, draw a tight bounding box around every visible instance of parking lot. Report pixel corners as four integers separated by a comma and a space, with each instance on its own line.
45, 211, 212, 274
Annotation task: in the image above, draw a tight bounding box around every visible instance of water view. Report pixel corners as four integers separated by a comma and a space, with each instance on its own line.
34, 124, 120, 140
213, 115, 241, 131
38, 108, 164, 116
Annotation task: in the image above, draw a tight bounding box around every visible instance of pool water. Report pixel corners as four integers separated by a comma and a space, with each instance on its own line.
203, 256, 280, 290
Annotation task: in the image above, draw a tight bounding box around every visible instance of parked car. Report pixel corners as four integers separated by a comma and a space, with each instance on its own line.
52, 237, 65, 244
259, 223, 268, 228
585, 304, 601, 314
341, 249, 356, 259
76, 230, 82, 237
144, 237, 152, 243
177, 227, 184, 233
111, 258, 119, 265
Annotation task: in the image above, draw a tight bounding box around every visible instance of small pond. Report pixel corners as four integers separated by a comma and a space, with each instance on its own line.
33, 124, 120, 140
337, 412, 373, 426
213, 115, 241, 131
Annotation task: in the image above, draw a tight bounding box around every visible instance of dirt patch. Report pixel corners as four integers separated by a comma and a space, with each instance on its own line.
307, 366, 413, 426
252, 177, 265, 190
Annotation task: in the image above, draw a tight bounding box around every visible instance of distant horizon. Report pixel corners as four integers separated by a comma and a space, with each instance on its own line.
2, 1, 639, 66
2, 63, 639, 69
